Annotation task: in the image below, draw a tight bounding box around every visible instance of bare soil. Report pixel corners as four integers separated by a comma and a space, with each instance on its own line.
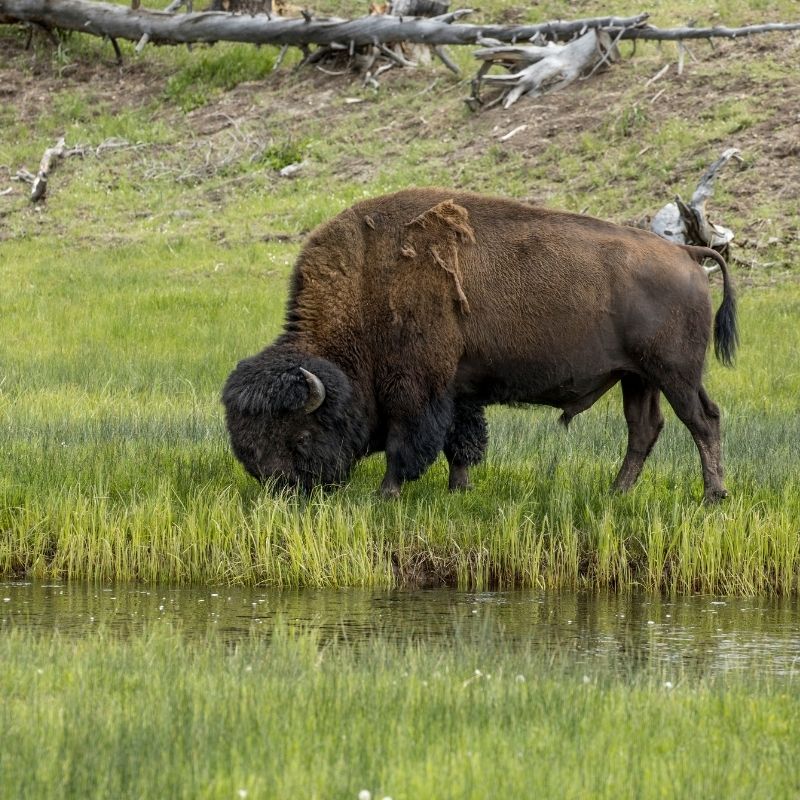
1, 25, 798, 280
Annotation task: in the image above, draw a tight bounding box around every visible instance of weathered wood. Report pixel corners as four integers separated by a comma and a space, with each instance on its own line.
651, 147, 743, 269
2, 1, 799, 51
472, 28, 623, 108
206, 0, 272, 12
14, 137, 140, 202
619, 21, 800, 41
390, 0, 449, 17
135, 0, 188, 53
481, 30, 602, 108
374, 0, 449, 73
30, 137, 66, 203
0, 1, 651, 47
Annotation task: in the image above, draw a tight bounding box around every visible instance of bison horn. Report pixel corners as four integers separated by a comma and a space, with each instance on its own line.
299, 367, 326, 414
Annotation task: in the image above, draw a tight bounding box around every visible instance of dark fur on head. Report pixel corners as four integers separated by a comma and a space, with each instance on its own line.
222, 345, 369, 491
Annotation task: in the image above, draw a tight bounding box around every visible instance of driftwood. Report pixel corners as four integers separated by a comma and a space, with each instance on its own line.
650, 148, 743, 271
471, 28, 625, 109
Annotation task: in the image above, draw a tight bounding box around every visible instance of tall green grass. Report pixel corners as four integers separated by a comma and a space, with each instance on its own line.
2, 232, 799, 592
2, 0, 799, 591
1, 624, 798, 799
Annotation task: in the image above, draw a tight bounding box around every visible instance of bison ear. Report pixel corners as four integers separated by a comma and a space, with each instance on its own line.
223, 361, 310, 416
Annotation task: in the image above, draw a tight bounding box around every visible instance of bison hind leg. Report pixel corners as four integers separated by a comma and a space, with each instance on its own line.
444, 400, 488, 492
658, 379, 727, 503
612, 375, 664, 493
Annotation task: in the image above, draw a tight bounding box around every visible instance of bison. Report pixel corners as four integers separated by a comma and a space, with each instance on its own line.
223, 188, 737, 501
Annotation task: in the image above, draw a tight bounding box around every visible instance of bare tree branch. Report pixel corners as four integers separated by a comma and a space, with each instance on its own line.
30, 137, 66, 203
619, 21, 800, 41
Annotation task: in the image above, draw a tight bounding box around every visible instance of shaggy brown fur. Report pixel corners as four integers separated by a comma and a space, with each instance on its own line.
224, 188, 737, 500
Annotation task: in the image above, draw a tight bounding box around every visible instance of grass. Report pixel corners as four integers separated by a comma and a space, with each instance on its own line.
1, 1, 799, 592
2, 237, 799, 591
1, 623, 799, 799
164, 45, 278, 111
2, 7, 799, 795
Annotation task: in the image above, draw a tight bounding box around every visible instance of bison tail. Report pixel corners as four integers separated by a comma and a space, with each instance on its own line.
709, 250, 738, 367
680, 245, 739, 367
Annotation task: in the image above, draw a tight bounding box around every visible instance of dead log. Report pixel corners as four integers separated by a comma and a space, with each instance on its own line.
14, 137, 138, 203
650, 148, 743, 271
471, 29, 621, 108
135, 0, 188, 54
0, 1, 655, 48
3, 1, 798, 50
367, 0, 452, 79
206, 0, 272, 12
390, 0, 449, 16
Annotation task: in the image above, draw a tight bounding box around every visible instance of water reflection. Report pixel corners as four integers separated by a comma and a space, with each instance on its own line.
2, 581, 800, 675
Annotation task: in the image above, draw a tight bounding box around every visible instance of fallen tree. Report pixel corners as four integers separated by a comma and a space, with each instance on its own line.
0, 1, 649, 47
3, 0, 800, 106
3, 0, 800, 50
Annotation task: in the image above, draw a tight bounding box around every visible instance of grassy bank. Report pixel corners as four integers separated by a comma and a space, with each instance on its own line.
2, 1, 799, 591
1, 624, 798, 799
2, 245, 799, 591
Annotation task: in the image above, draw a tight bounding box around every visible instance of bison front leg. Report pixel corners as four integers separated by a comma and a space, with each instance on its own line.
444, 400, 488, 492
380, 396, 454, 499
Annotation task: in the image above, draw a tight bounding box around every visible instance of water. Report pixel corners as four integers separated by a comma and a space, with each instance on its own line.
3, 580, 800, 675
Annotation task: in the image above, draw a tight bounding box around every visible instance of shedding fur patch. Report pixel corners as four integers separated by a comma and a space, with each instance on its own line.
431, 245, 470, 315
406, 199, 476, 243
404, 200, 475, 316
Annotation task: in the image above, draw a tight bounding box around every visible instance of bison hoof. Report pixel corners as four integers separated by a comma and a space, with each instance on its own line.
704, 487, 729, 504
380, 479, 402, 500
448, 477, 473, 493
448, 464, 473, 493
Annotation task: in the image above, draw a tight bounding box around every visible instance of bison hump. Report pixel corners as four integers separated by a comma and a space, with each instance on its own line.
398, 200, 475, 316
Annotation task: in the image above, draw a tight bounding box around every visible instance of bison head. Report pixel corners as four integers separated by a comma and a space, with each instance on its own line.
222, 346, 369, 491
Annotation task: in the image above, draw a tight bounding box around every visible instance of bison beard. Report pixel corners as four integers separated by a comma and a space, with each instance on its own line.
223, 188, 737, 502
